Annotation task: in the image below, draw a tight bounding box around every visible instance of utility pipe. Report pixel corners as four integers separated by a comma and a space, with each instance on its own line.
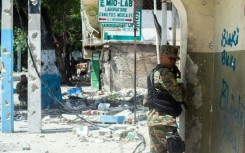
133, 0, 137, 124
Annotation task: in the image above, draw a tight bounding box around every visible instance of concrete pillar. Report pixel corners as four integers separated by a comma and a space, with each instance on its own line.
28, 0, 42, 133
1, 0, 14, 133
161, 0, 168, 45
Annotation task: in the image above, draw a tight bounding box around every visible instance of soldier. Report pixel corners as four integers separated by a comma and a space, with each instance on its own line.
144, 45, 185, 153
16, 74, 28, 109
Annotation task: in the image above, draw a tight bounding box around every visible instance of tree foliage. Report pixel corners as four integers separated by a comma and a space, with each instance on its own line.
42, 0, 83, 50
13, 27, 27, 53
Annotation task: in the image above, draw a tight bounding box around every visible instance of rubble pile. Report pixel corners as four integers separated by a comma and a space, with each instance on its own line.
40, 87, 149, 147
10, 87, 150, 152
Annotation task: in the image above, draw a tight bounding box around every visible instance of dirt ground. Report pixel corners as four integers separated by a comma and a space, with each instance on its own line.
0, 121, 142, 153
0, 84, 150, 153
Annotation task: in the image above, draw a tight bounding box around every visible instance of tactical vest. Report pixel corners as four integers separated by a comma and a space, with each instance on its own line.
147, 65, 182, 117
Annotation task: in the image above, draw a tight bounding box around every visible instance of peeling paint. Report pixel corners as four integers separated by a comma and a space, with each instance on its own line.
6, 113, 10, 120
29, 74, 37, 81
186, 55, 199, 85
186, 117, 203, 151
1, 63, 6, 73
29, 111, 36, 116
3, 48, 8, 54
193, 86, 202, 109
28, 15, 32, 23
186, 55, 203, 152
4, 9, 11, 15
4, 101, 9, 106
32, 32, 38, 38
31, 84, 39, 92
29, 43, 36, 52
186, 55, 203, 109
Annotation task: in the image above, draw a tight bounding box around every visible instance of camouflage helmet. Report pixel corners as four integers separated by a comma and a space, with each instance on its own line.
160, 45, 180, 60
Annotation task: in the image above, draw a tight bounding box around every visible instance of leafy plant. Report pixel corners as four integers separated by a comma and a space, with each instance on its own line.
13, 27, 27, 53
107, 93, 118, 101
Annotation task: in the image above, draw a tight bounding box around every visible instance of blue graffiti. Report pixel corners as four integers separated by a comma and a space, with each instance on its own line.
219, 79, 244, 127
219, 79, 245, 153
221, 50, 236, 71
222, 114, 238, 153
221, 28, 239, 48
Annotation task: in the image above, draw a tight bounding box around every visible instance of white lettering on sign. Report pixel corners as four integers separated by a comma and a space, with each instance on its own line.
102, 10, 142, 41
98, 0, 134, 23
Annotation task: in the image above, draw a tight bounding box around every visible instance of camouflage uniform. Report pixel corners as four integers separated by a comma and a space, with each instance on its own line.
16, 75, 28, 109
146, 45, 185, 153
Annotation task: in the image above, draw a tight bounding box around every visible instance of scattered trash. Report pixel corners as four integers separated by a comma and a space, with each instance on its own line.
126, 132, 136, 141
100, 115, 127, 124
67, 87, 83, 96
98, 103, 110, 111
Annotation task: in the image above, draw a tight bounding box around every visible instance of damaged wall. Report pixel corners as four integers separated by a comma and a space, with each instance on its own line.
181, 0, 215, 153
101, 43, 157, 92
212, 1, 245, 153
182, 0, 245, 153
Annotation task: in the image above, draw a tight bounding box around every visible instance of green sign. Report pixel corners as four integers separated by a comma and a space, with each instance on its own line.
102, 10, 142, 41
98, 0, 134, 23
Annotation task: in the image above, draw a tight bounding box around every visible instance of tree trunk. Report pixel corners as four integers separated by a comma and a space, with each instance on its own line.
53, 35, 73, 86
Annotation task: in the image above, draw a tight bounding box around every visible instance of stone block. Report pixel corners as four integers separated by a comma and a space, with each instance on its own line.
98, 129, 112, 137
62, 114, 77, 121
22, 143, 31, 150
112, 130, 130, 139
77, 125, 89, 136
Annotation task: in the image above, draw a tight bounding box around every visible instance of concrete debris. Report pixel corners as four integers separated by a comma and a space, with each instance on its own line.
93, 138, 105, 143
142, 148, 151, 153
111, 124, 130, 130
79, 136, 89, 142
114, 109, 132, 117
77, 125, 89, 136
39, 134, 45, 138
113, 130, 129, 139
44, 150, 49, 153
100, 115, 127, 124
42, 116, 50, 123
126, 132, 136, 141
49, 118, 61, 124
98, 103, 110, 111
22, 143, 31, 150
98, 129, 112, 137
62, 114, 77, 121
